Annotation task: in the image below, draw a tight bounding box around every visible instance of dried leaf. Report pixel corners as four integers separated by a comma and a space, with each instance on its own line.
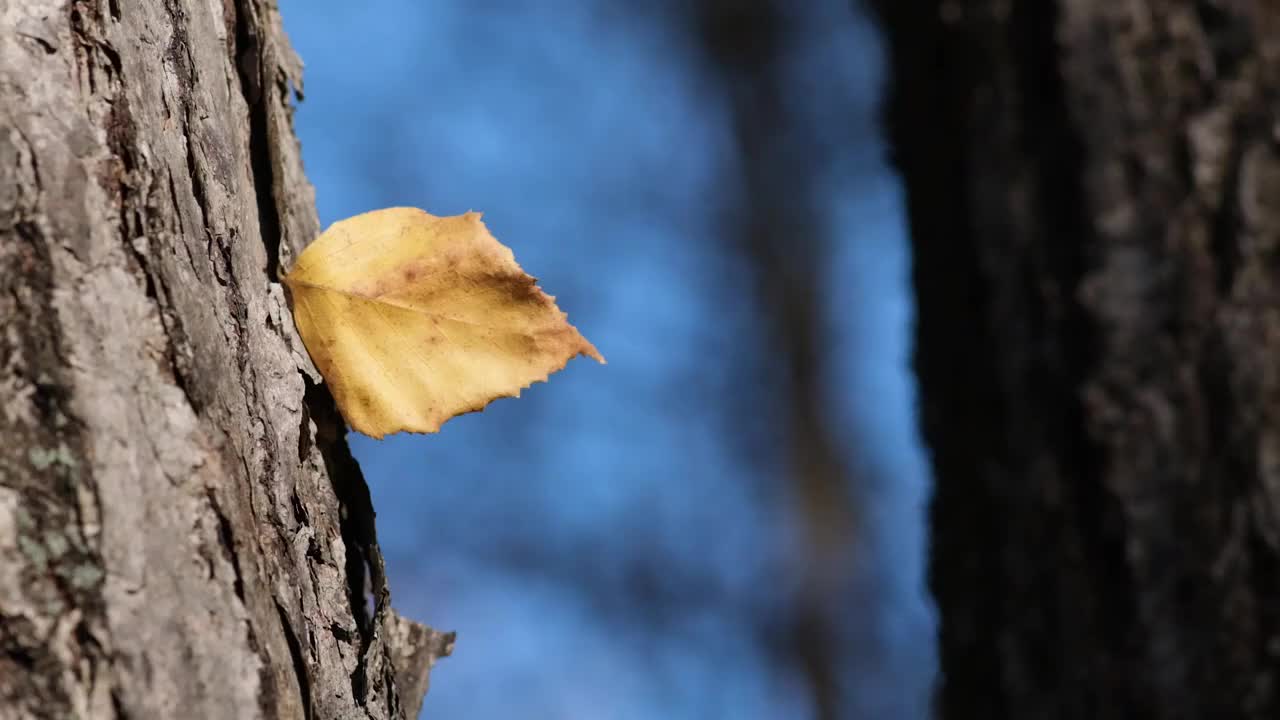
284, 207, 603, 438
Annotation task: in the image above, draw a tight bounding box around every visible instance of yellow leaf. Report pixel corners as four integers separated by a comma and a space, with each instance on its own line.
284, 207, 604, 438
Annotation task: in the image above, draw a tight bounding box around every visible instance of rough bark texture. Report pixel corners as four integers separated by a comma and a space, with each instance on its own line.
0, 1, 450, 718
872, 1, 1280, 718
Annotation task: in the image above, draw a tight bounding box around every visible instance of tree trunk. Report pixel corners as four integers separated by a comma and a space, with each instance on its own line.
0, 2, 451, 718
872, 2, 1280, 718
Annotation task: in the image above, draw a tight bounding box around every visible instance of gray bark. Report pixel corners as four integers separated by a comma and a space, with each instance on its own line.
0, 1, 451, 718
873, 1, 1280, 718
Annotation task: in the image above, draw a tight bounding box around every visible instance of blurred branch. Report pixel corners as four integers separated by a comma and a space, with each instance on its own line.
688, 2, 860, 717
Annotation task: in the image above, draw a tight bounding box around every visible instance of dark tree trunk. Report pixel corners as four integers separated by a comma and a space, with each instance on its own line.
871, 1, 1280, 718
0, 2, 450, 718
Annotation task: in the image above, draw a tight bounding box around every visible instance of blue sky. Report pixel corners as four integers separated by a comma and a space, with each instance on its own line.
280, 2, 935, 717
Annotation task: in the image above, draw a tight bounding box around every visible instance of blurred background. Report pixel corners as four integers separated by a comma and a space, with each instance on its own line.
280, 1, 935, 717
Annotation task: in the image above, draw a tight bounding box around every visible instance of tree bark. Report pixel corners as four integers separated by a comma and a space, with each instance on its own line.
872, 1, 1280, 718
0, 2, 450, 718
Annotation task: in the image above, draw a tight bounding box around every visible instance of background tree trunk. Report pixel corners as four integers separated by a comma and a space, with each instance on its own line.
872, 1, 1280, 718
0, 2, 450, 718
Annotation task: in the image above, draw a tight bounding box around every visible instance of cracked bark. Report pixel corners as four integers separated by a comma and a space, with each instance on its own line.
872, 1, 1280, 718
0, 1, 452, 718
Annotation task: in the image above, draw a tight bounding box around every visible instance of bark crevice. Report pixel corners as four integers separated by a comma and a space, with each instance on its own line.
231, 0, 283, 282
